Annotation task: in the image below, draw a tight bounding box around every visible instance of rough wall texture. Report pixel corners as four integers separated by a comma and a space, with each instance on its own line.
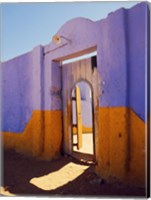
96, 107, 145, 186
95, 3, 149, 187
2, 52, 33, 132
2, 46, 62, 159
1, 2, 149, 187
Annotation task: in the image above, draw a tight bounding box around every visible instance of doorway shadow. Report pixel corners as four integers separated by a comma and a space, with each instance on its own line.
71, 151, 95, 164
1, 149, 91, 196
1, 149, 145, 197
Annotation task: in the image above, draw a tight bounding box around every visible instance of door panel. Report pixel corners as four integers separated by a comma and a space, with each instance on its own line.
75, 86, 82, 150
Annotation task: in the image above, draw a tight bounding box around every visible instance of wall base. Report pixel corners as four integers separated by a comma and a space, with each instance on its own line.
96, 107, 146, 187
2, 107, 147, 187
2, 110, 62, 160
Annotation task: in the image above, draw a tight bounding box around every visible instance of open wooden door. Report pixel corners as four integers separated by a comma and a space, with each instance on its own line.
75, 86, 82, 150
62, 56, 100, 160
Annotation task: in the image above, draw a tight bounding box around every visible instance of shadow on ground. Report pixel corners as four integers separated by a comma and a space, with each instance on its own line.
1, 149, 146, 197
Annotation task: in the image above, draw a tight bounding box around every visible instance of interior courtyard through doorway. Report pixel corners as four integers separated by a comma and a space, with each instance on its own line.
71, 81, 95, 162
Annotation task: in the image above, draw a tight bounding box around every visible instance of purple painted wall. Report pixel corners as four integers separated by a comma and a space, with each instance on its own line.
1, 2, 149, 134
97, 8, 128, 107
50, 62, 62, 110
2, 45, 44, 132
126, 3, 149, 121
44, 2, 149, 122
2, 52, 33, 132
97, 3, 149, 122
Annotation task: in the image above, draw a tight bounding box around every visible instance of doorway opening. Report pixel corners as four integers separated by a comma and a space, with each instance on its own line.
71, 81, 95, 163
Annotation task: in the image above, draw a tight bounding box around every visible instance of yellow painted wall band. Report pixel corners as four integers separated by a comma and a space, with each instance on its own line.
96, 107, 146, 187
2, 107, 147, 187
2, 110, 62, 160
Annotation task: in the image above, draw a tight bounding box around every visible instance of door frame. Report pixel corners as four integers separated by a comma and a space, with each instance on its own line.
61, 57, 101, 164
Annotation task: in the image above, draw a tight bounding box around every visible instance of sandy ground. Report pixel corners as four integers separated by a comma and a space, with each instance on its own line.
1, 149, 146, 197
73, 133, 94, 155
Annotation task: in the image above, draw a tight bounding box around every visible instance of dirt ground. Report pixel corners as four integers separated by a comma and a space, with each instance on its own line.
1, 149, 146, 197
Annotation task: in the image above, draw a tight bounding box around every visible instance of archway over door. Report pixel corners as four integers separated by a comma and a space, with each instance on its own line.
62, 56, 101, 163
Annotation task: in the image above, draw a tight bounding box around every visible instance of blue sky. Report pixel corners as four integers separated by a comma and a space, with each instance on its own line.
1, 2, 140, 61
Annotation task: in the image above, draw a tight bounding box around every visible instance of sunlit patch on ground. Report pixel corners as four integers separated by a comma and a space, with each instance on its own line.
30, 162, 89, 191
2, 150, 145, 196
0, 187, 16, 196
73, 133, 93, 154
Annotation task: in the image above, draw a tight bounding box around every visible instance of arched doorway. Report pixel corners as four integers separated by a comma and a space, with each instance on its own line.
71, 81, 95, 162
62, 56, 101, 164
